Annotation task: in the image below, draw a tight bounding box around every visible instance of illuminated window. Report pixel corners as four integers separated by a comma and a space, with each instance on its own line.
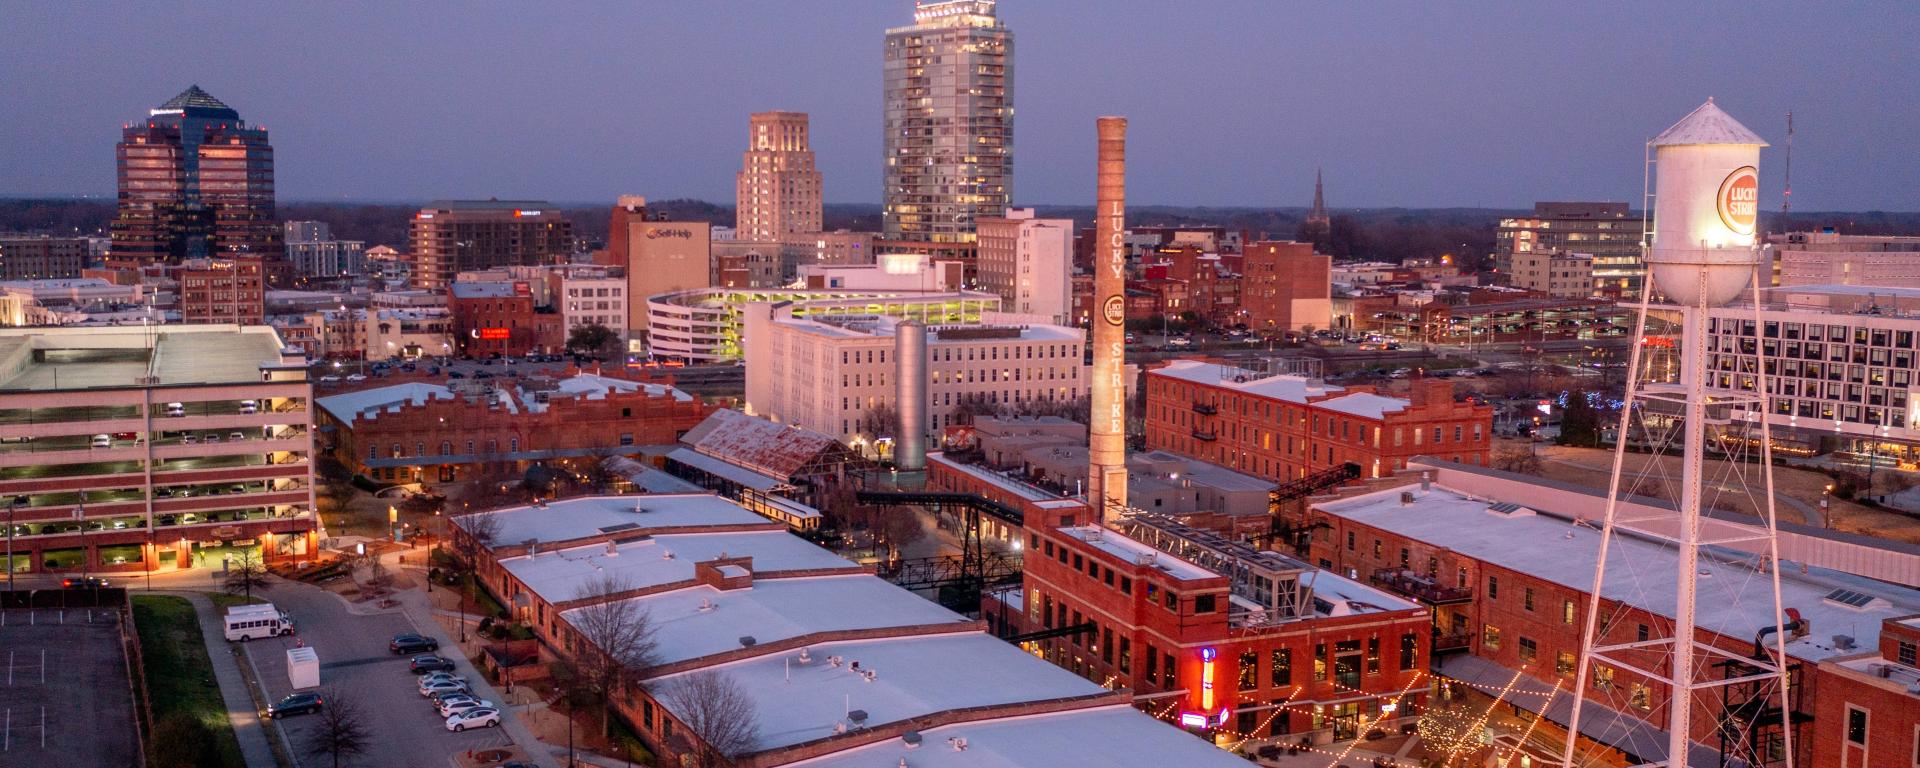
1482, 625, 1501, 651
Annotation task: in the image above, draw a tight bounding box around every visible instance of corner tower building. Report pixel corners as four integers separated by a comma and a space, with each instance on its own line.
883, 0, 1012, 244
110, 86, 281, 277
735, 111, 823, 242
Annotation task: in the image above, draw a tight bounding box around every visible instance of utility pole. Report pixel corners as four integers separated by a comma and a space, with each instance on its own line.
6, 496, 18, 593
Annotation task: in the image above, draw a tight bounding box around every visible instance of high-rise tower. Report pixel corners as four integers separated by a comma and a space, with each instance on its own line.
110, 86, 281, 275
735, 111, 823, 242
882, 0, 1013, 244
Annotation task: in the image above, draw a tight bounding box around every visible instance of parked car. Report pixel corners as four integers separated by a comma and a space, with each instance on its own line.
1167, 336, 1192, 348
431, 692, 483, 710
181, 434, 198, 445
408, 655, 456, 674
203, 433, 221, 444
419, 678, 471, 698
229, 431, 246, 442
165, 402, 186, 417
446, 371, 465, 379
391, 633, 440, 654
266, 692, 324, 718
319, 375, 342, 383
444, 707, 500, 732
345, 373, 367, 383
437, 697, 494, 718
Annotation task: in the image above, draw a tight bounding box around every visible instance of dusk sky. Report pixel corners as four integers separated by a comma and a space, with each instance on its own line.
3, 0, 1914, 211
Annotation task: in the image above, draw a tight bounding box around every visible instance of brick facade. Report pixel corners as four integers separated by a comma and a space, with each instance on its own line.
1146, 368, 1493, 483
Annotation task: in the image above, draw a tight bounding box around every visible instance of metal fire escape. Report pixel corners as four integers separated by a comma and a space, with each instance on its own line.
1252, 462, 1361, 555
854, 490, 1025, 612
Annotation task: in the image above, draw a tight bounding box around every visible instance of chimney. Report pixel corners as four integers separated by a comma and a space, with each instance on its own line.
1088, 116, 1129, 523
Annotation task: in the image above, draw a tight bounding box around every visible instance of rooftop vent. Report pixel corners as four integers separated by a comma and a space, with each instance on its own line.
604, 541, 618, 557
697, 597, 714, 613
633, 502, 649, 513
1400, 491, 1414, 506
948, 737, 969, 752
796, 648, 813, 664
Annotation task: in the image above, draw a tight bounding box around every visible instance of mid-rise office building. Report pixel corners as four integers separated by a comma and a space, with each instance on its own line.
0, 236, 90, 281
1506, 249, 1595, 299
745, 304, 1084, 449
544, 264, 627, 340
1772, 230, 1920, 289
607, 197, 712, 333
645, 286, 998, 364
882, 0, 1013, 244
0, 325, 317, 575
179, 255, 265, 324
408, 201, 572, 291
1242, 241, 1331, 333
1495, 202, 1641, 297
735, 111, 823, 242
282, 221, 365, 279
109, 86, 283, 279
448, 280, 562, 358
976, 208, 1072, 323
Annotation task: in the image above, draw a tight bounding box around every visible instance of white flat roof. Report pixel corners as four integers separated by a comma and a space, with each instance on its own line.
1152, 360, 1363, 407
315, 382, 454, 426
1314, 392, 1407, 419
648, 632, 1110, 752
500, 530, 855, 604
1055, 526, 1216, 582
785, 704, 1252, 768
1316, 485, 1920, 663
929, 453, 1055, 502
601, 574, 972, 667
456, 494, 773, 547
1302, 569, 1421, 616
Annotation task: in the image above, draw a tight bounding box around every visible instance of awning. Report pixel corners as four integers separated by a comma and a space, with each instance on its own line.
1436, 654, 1724, 768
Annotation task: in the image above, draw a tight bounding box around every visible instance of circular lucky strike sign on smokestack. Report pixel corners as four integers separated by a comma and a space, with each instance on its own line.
1717, 166, 1759, 236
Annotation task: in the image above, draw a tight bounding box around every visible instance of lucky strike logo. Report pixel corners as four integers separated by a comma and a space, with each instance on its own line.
1717, 166, 1759, 236
1102, 295, 1126, 326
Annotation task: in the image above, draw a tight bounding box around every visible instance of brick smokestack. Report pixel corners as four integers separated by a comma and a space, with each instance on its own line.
1089, 116, 1128, 523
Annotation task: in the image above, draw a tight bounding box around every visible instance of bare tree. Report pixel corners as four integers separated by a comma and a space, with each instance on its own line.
564, 574, 660, 737
222, 549, 272, 601
305, 686, 372, 768
360, 559, 396, 597
459, 459, 527, 511
450, 509, 503, 641
1493, 444, 1543, 476
663, 670, 760, 768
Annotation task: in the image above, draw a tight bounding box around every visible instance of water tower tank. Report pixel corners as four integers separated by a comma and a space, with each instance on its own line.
1648, 99, 1768, 308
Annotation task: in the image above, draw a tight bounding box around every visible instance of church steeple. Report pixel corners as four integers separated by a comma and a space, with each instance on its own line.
1307, 168, 1330, 228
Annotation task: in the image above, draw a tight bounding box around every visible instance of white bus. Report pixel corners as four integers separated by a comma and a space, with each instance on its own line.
223, 603, 295, 641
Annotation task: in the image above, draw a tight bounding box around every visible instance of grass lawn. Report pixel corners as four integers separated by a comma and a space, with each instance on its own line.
131, 595, 246, 768
204, 592, 265, 612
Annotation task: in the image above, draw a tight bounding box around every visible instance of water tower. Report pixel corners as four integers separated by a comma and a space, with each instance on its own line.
1564, 101, 1797, 768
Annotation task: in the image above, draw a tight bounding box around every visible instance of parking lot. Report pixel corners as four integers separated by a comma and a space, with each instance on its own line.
0, 609, 138, 768
240, 582, 522, 767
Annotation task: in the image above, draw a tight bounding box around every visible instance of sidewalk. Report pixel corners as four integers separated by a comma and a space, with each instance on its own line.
155, 589, 281, 768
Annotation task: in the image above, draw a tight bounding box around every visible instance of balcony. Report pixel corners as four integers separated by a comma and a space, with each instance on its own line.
1432, 630, 1474, 655
1191, 401, 1218, 415
1371, 568, 1474, 606
1190, 429, 1217, 442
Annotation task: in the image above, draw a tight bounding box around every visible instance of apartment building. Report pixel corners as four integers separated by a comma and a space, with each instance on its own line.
179, 255, 265, 324
0, 325, 316, 575
976, 208, 1073, 323
1507, 250, 1595, 299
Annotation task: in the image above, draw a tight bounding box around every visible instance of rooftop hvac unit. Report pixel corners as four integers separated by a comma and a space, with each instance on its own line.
1832, 635, 1856, 650
604, 541, 618, 557
1085, 528, 1103, 542
848, 709, 869, 725
1400, 491, 1414, 506
902, 731, 922, 748
739, 635, 757, 648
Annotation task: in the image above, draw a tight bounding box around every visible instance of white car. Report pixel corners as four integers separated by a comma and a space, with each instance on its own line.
345, 373, 368, 383
1167, 336, 1193, 348
444, 707, 501, 732
319, 375, 342, 383
419, 677, 470, 697
437, 697, 494, 718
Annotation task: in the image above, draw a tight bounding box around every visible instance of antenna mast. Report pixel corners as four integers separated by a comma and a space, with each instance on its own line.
1780, 110, 1794, 216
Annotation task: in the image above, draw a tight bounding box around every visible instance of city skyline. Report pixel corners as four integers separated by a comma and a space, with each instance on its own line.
0, 1, 1914, 211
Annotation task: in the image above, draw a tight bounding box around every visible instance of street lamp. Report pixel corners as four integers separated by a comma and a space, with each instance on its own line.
6, 495, 19, 592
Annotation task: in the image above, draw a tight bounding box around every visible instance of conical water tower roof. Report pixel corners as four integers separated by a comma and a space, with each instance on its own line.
1653, 98, 1767, 147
